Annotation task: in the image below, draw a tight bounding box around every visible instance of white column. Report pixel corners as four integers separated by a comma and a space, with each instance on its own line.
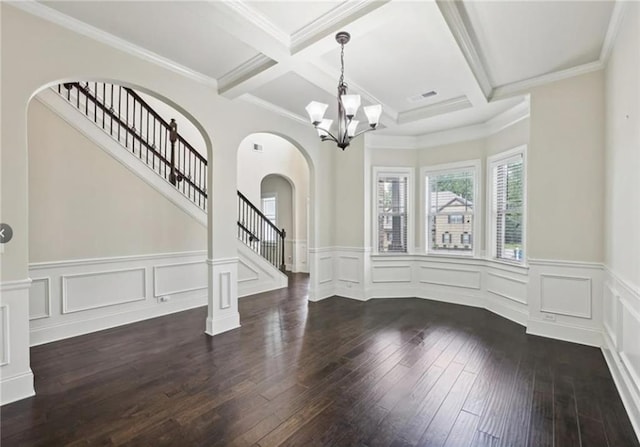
205, 258, 241, 336
0, 279, 35, 405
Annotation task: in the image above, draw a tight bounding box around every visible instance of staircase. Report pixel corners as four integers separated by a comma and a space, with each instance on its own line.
53, 82, 286, 271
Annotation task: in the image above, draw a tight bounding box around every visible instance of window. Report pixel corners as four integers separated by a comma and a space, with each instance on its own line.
261, 196, 276, 225
424, 161, 479, 255
488, 148, 525, 263
375, 168, 412, 253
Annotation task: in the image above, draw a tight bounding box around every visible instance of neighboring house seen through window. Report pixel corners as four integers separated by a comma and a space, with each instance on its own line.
424, 162, 478, 255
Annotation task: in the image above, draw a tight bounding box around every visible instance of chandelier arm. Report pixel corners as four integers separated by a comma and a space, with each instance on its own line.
351, 126, 377, 139
314, 125, 339, 143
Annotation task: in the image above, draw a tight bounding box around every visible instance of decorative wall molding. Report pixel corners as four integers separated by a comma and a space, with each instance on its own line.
539, 274, 592, 319
602, 265, 640, 440
153, 261, 207, 297
0, 305, 9, 366
397, 96, 472, 125
61, 267, 147, 314
0, 278, 33, 292
30, 250, 207, 270
11, 1, 218, 88
29, 277, 51, 320
599, 1, 629, 63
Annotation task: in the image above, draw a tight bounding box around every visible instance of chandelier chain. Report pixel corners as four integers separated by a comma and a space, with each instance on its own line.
339, 43, 345, 87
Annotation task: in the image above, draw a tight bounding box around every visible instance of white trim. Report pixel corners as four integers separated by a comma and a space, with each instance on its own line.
30, 250, 206, 270
152, 261, 207, 297
0, 278, 33, 291
61, 267, 147, 314
539, 274, 593, 319
421, 159, 482, 258
435, 0, 493, 99
0, 305, 9, 366
11, 1, 218, 88
29, 277, 52, 321
372, 166, 415, 255
600, 1, 629, 63
240, 94, 309, 125
205, 312, 240, 336
529, 258, 605, 269
207, 257, 240, 267
0, 371, 35, 406
526, 318, 603, 347
397, 96, 472, 124
218, 54, 277, 94
486, 145, 527, 266
491, 61, 604, 100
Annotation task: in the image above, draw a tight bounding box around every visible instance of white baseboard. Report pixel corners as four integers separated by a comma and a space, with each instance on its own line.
31, 294, 207, 346
526, 318, 603, 347
1, 370, 35, 406
205, 312, 240, 336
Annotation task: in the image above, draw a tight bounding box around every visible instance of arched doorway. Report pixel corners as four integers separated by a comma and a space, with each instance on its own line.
237, 132, 312, 292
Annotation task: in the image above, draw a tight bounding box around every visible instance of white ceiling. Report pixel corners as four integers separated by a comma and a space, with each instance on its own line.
34, 0, 618, 138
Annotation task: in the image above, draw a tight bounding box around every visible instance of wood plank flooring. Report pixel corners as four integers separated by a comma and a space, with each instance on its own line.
2, 273, 638, 446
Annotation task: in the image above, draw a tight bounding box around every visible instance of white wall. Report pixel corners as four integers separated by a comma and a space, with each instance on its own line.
237, 132, 310, 272
602, 2, 640, 439
261, 174, 294, 270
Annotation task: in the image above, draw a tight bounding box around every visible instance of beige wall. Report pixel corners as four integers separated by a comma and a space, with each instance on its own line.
605, 2, 640, 288
333, 137, 365, 248
528, 70, 605, 262
28, 99, 207, 262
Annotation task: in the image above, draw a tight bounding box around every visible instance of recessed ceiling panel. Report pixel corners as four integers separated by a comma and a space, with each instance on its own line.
320, 1, 473, 113
40, 1, 260, 79
246, 1, 344, 35
461, 1, 614, 87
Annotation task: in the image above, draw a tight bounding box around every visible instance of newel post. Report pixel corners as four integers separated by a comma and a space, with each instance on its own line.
280, 228, 287, 272
169, 118, 178, 186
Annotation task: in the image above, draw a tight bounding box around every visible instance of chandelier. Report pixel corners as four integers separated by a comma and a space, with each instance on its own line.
305, 31, 382, 150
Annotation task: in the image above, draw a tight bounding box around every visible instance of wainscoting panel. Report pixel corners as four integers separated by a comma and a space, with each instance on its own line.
337, 256, 360, 284
318, 256, 333, 285
62, 268, 146, 314
372, 265, 412, 283
29, 278, 51, 320
602, 268, 640, 442
486, 271, 527, 304
418, 265, 481, 290
0, 305, 8, 366
154, 261, 207, 297
539, 274, 592, 319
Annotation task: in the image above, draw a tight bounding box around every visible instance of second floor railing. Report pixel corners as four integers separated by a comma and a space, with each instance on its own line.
56, 82, 208, 209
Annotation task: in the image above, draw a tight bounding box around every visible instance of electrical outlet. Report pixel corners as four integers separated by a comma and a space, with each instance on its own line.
159, 296, 170, 303
542, 313, 556, 322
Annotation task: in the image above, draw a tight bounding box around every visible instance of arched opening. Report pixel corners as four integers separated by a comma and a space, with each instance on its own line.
237, 132, 312, 294
26, 79, 213, 346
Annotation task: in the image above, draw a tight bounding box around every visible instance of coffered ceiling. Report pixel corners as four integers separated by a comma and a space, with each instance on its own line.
30, 0, 621, 137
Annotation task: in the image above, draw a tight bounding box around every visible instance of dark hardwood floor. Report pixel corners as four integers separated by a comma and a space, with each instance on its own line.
2, 273, 638, 446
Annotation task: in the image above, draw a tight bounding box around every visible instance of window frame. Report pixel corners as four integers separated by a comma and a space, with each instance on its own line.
372, 167, 414, 255
486, 145, 527, 265
421, 160, 481, 258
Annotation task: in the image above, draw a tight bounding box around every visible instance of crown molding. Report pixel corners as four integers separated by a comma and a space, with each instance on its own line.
10, 1, 218, 89
491, 60, 604, 99
600, 1, 628, 63
435, 0, 493, 100
398, 96, 472, 124
218, 54, 277, 94
290, 0, 390, 53
216, 0, 290, 48
240, 94, 309, 125
367, 97, 529, 150
365, 134, 419, 150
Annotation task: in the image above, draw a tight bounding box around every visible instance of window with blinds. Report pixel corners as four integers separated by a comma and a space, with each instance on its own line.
489, 151, 524, 262
425, 166, 476, 255
376, 173, 409, 253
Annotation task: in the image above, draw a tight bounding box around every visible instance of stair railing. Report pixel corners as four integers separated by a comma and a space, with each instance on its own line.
56, 82, 207, 210
237, 191, 286, 271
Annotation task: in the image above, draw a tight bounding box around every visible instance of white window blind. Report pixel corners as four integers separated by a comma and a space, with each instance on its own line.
426, 167, 475, 255
377, 174, 408, 253
261, 196, 276, 225
490, 153, 524, 262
